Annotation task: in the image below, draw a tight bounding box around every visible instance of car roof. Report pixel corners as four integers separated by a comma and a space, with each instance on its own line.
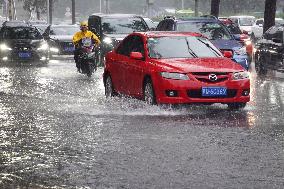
165, 17, 220, 23
2, 20, 29, 27
135, 31, 205, 38
229, 15, 255, 18
90, 13, 140, 18
50, 24, 78, 27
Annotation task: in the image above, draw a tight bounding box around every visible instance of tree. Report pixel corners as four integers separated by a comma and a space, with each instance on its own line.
18, 0, 48, 20
210, 0, 220, 17
263, 0, 277, 33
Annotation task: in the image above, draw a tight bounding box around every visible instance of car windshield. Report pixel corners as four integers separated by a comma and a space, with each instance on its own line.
102, 17, 147, 34
147, 36, 222, 59
176, 22, 232, 40
226, 23, 242, 34
50, 26, 78, 35
1, 27, 42, 39
239, 17, 255, 26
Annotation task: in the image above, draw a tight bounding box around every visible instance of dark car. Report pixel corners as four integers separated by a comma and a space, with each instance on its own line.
156, 16, 250, 70
0, 21, 49, 63
88, 13, 149, 65
254, 25, 284, 75
43, 24, 79, 56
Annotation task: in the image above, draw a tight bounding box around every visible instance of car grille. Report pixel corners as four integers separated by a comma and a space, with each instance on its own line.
192, 72, 230, 83
187, 89, 237, 98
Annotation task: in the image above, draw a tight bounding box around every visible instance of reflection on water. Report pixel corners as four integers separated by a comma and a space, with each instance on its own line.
0, 63, 283, 188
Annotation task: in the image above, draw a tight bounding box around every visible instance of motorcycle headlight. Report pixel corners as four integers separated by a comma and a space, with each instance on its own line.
103, 37, 112, 44
232, 71, 250, 80
235, 46, 247, 56
37, 42, 49, 51
160, 72, 189, 80
0, 44, 12, 51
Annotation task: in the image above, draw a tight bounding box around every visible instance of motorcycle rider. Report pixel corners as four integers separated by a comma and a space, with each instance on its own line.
73, 21, 101, 72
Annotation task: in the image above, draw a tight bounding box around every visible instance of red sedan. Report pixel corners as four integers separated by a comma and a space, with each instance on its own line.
103, 32, 250, 109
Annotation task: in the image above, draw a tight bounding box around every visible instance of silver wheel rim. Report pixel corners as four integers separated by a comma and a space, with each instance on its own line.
105, 77, 112, 97
144, 83, 153, 104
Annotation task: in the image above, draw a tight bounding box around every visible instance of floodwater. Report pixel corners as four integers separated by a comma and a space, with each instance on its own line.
0, 60, 283, 188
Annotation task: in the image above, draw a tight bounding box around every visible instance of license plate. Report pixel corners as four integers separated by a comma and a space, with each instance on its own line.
18, 52, 31, 58
202, 87, 227, 96
64, 46, 75, 52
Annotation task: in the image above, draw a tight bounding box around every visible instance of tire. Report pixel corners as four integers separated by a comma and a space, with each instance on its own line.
105, 75, 115, 98
86, 64, 92, 77
227, 102, 247, 110
143, 79, 156, 105
255, 55, 267, 75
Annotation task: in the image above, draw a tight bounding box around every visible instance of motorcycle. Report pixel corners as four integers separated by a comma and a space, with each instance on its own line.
77, 38, 97, 77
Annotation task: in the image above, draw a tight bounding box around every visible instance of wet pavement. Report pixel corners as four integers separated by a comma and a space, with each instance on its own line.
0, 60, 283, 189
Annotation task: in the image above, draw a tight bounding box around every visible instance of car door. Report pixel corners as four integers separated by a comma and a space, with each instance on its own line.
126, 35, 146, 97
113, 36, 135, 94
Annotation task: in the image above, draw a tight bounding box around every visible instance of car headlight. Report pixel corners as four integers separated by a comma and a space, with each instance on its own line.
37, 43, 49, 51
50, 47, 59, 53
235, 46, 247, 56
160, 72, 189, 80
0, 44, 12, 51
103, 37, 112, 44
233, 71, 250, 80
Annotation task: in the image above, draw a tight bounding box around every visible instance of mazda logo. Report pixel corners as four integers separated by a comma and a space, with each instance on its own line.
208, 74, 218, 81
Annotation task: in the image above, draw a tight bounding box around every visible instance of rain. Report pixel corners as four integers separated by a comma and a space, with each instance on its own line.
0, 0, 284, 188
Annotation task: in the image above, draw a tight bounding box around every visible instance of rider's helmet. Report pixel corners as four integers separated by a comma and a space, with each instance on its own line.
80, 21, 88, 31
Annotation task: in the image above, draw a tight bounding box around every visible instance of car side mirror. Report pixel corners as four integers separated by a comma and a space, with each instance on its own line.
272, 38, 282, 43
130, 52, 143, 60
258, 24, 263, 27
223, 51, 233, 58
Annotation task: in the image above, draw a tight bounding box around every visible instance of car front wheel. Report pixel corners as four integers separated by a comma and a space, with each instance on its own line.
144, 79, 156, 105
105, 75, 115, 98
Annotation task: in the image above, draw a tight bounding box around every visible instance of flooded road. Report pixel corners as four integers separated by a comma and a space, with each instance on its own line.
0, 60, 283, 189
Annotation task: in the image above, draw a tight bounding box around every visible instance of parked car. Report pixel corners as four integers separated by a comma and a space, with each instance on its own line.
228, 15, 256, 35
251, 18, 284, 41
43, 24, 78, 56
103, 32, 250, 109
220, 18, 253, 61
156, 16, 250, 70
0, 21, 49, 63
254, 25, 284, 75
88, 13, 149, 65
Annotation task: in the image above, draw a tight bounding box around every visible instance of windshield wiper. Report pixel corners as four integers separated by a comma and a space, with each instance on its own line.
197, 38, 222, 56
185, 38, 198, 58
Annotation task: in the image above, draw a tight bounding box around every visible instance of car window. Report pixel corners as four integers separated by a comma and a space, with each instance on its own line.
156, 20, 167, 31
0, 27, 42, 39
50, 26, 78, 35
256, 19, 264, 25
147, 36, 221, 59
129, 35, 144, 55
264, 26, 277, 40
102, 17, 147, 34
239, 17, 255, 26
116, 35, 135, 56
176, 22, 232, 40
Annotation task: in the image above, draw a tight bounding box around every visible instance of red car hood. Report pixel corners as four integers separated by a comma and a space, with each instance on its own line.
152, 57, 245, 73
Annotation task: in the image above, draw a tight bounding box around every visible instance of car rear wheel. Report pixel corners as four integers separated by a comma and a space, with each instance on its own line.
105, 75, 116, 98
227, 102, 247, 110
144, 79, 156, 105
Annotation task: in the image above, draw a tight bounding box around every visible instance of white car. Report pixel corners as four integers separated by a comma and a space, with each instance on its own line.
251, 18, 284, 40
229, 15, 256, 35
